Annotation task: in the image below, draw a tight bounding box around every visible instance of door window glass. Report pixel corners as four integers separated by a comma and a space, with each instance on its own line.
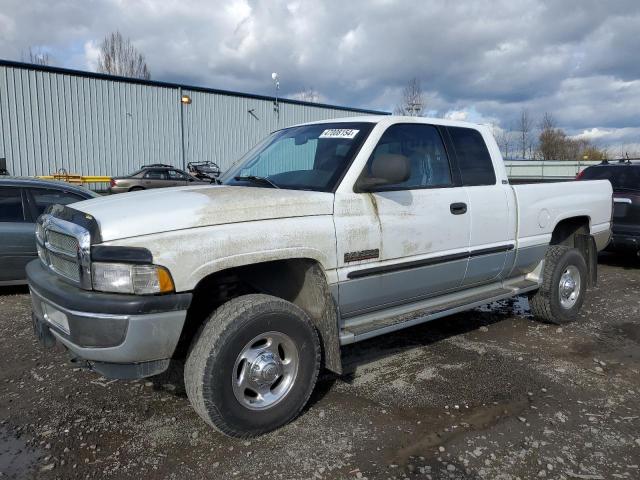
365, 124, 452, 189
168, 170, 188, 180
144, 170, 167, 180
30, 188, 84, 216
0, 187, 25, 222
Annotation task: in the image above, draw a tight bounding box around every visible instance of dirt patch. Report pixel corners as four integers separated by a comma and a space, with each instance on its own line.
1, 262, 639, 479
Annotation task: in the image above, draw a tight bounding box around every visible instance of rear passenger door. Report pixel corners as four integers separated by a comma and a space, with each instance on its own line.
445, 126, 515, 286
0, 187, 33, 283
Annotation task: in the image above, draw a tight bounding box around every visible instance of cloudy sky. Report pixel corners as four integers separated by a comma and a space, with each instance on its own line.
2, 0, 640, 153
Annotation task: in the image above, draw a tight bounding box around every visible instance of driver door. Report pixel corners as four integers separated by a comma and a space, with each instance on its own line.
334, 123, 471, 317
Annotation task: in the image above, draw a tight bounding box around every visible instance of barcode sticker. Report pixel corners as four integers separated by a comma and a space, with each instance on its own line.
319, 129, 360, 139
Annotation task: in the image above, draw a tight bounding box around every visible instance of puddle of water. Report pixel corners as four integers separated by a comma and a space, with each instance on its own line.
475, 296, 531, 316
0, 426, 40, 478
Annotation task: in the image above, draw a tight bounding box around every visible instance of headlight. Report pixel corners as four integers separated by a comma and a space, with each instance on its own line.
91, 263, 175, 295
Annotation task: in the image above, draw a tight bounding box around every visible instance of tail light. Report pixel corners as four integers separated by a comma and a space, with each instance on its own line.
109, 178, 116, 187
576, 170, 585, 180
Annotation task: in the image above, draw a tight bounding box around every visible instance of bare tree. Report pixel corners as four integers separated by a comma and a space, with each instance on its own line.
96, 32, 150, 80
293, 87, 320, 103
517, 108, 533, 159
535, 113, 607, 161
538, 112, 562, 160
22, 47, 52, 66
491, 123, 513, 159
394, 78, 425, 116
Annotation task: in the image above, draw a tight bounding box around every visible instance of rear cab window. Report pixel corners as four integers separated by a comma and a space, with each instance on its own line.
0, 187, 26, 222
446, 127, 496, 186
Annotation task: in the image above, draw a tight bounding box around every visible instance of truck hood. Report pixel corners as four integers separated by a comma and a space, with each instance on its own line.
71, 185, 334, 241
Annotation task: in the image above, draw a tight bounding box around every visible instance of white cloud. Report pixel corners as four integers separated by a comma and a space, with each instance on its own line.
444, 110, 468, 121
572, 128, 611, 141
83, 40, 100, 71
0, 13, 15, 42
1, 0, 640, 153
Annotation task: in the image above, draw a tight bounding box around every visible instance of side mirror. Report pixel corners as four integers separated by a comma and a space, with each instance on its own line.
356, 154, 410, 192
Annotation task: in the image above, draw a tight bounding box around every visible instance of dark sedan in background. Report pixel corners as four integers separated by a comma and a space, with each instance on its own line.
578, 160, 640, 256
0, 178, 97, 285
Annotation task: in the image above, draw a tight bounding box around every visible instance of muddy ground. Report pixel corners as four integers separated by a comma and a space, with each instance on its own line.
1, 253, 639, 480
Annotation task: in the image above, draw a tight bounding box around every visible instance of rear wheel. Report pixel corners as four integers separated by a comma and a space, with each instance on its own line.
129, 186, 144, 192
184, 294, 320, 438
528, 246, 588, 324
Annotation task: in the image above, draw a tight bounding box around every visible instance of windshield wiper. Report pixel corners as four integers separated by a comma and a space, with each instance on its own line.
233, 175, 280, 189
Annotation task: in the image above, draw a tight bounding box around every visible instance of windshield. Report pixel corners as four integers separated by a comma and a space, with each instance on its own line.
581, 165, 640, 191
221, 122, 374, 192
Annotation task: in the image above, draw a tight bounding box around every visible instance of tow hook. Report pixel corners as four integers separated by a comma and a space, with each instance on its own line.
68, 355, 91, 370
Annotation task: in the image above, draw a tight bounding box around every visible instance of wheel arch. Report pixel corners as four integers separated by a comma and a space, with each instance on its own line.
181, 257, 342, 374
550, 215, 591, 246
550, 215, 597, 287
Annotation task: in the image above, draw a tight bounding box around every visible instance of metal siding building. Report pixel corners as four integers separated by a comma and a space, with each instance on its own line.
0, 60, 386, 178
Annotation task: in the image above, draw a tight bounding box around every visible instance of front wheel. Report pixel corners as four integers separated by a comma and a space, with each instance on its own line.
528, 246, 588, 324
184, 294, 320, 438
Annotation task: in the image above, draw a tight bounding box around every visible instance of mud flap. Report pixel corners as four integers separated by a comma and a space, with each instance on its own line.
575, 234, 598, 287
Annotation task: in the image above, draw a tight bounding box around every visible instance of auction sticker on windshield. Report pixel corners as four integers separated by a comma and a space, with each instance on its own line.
319, 129, 360, 139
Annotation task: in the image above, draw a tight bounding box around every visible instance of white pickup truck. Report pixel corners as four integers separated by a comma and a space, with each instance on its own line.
28, 116, 612, 437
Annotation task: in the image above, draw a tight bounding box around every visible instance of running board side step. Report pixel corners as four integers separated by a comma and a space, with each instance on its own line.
339, 278, 539, 345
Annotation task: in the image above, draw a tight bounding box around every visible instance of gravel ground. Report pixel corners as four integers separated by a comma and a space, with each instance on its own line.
1, 252, 639, 480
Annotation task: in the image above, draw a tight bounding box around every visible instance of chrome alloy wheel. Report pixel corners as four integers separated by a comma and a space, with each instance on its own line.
232, 331, 299, 410
558, 265, 581, 309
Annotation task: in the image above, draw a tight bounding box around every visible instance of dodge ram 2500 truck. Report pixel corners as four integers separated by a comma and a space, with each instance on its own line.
28, 116, 612, 438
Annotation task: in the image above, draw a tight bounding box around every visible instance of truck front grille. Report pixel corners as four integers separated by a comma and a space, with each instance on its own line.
47, 230, 79, 256
48, 252, 81, 282
36, 214, 92, 289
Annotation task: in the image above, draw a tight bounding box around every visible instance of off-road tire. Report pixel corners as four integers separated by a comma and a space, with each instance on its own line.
184, 294, 321, 438
528, 245, 588, 324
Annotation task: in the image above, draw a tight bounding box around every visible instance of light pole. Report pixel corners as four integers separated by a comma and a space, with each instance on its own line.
272, 72, 280, 122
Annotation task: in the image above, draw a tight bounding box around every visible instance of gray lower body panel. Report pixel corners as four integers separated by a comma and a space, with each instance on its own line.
507, 244, 548, 278
340, 276, 540, 345
30, 287, 186, 364
338, 258, 468, 318
462, 252, 507, 286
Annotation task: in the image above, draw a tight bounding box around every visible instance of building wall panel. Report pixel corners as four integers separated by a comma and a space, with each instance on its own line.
0, 62, 385, 180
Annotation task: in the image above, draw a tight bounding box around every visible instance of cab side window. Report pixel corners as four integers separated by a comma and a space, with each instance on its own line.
447, 127, 496, 186
0, 187, 25, 222
365, 124, 452, 190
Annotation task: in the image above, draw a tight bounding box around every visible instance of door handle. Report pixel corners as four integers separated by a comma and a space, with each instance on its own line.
450, 202, 467, 215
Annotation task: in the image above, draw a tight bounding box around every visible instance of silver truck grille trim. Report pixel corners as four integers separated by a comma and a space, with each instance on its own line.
36, 214, 92, 289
